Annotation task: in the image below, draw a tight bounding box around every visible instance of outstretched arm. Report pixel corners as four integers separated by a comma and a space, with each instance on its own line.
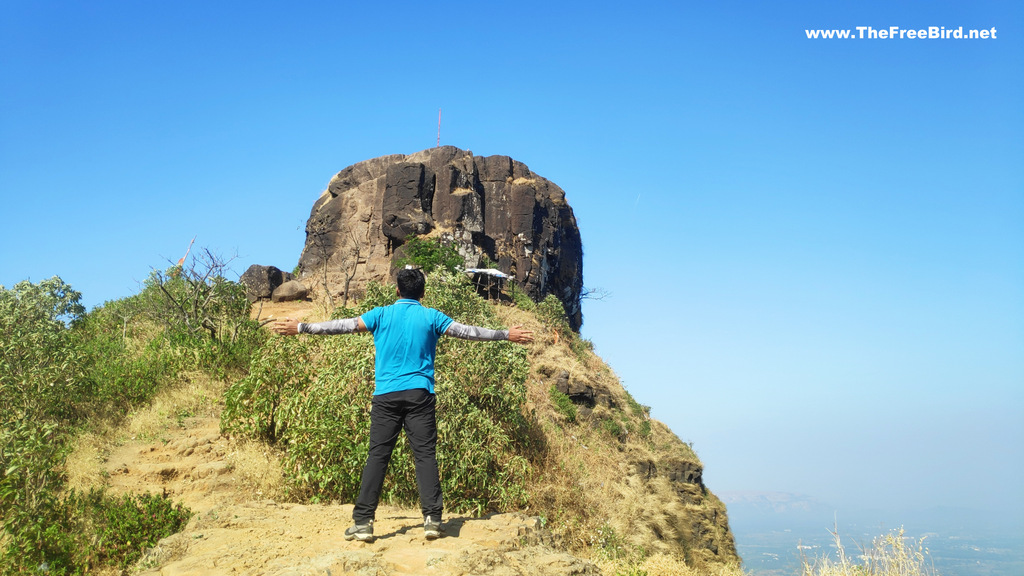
445, 322, 534, 344
270, 317, 367, 336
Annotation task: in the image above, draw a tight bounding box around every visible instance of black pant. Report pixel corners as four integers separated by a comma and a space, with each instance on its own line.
352, 388, 442, 523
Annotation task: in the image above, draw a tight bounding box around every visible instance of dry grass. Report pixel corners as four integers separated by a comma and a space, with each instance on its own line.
64, 371, 228, 492
491, 302, 733, 574
596, 554, 744, 576
251, 299, 317, 324
802, 527, 937, 576
226, 441, 289, 501
65, 428, 113, 493
124, 371, 225, 440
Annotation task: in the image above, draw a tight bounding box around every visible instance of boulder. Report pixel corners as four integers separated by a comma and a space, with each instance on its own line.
271, 280, 309, 302
240, 265, 292, 302
297, 146, 584, 330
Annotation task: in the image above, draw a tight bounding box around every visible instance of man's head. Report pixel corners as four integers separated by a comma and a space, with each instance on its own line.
396, 268, 426, 300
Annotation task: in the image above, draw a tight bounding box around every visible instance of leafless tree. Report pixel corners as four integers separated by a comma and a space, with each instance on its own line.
580, 286, 611, 301
340, 230, 364, 308
306, 213, 336, 309
146, 247, 250, 341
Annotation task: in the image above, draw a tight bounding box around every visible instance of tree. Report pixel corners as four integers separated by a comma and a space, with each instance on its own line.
142, 248, 250, 342
305, 212, 337, 308
0, 277, 86, 423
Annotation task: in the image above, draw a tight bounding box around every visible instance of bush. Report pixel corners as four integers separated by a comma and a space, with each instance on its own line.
0, 420, 76, 574
0, 277, 87, 424
394, 236, 464, 275
0, 278, 89, 573
140, 249, 257, 348
0, 421, 190, 574
81, 490, 192, 570
624, 392, 652, 439
601, 417, 624, 440
74, 297, 172, 411
570, 336, 594, 359
512, 288, 536, 311
549, 385, 577, 423
536, 294, 570, 336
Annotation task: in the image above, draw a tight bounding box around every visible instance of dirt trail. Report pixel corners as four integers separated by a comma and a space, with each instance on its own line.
100, 340, 599, 575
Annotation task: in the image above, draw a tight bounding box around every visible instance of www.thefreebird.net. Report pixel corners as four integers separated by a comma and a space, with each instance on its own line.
805, 26, 998, 40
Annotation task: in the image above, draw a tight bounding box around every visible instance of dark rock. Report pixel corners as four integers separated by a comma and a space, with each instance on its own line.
297, 146, 584, 330
632, 459, 657, 479
240, 265, 293, 302
271, 280, 309, 302
381, 163, 435, 242
661, 458, 703, 485
554, 371, 596, 409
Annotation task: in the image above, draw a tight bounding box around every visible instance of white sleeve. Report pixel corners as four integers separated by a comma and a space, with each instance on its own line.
297, 317, 360, 335
445, 322, 509, 341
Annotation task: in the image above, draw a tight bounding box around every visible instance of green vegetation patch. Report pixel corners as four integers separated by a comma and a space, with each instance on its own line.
223, 270, 534, 514
1, 253, 258, 574
549, 385, 578, 423
394, 235, 465, 275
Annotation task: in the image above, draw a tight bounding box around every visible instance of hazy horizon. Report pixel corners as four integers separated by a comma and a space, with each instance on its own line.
2, 0, 1021, 545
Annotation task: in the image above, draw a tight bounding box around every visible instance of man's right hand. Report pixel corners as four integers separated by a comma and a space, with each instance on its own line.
270, 318, 300, 336
507, 325, 534, 344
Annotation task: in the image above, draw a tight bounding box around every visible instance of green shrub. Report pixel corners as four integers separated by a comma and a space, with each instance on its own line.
82, 490, 192, 569
74, 298, 172, 410
594, 521, 627, 561
602, 417, 624, 440
363, 279, 400, 308
0, 279, 91, 573
549, 385, 577, 423
139, 249, 256, 348
222, 336, 319, 443
570, 337, 594, 360
394, 236, 464, 274
512, 288, 536, 311
223, 271, 533, 514
536, 294, 570, 335
624, 391, 649, 418
536, 293, 591, 361
0, 277, 88, 424
623, 392, 652, 439
0, 420, 77, 574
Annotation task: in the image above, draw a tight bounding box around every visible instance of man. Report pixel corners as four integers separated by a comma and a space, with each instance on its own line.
271, 268, 533, 543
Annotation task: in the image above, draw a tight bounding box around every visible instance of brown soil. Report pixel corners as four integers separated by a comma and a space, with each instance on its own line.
250, 300, 318, 325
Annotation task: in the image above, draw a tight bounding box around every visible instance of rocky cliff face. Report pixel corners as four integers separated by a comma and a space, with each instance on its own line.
297, 147, 584, 330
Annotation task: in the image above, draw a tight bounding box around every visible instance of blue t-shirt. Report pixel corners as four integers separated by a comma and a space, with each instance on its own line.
360, 299, 454, 395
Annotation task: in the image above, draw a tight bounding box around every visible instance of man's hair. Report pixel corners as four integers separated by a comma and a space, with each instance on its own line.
396, 268, 426, 300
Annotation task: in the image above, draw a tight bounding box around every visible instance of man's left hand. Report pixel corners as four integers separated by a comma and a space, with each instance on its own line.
508, 325, 534, 344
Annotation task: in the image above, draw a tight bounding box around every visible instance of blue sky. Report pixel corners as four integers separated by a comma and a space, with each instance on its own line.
2, 0, 1021, 527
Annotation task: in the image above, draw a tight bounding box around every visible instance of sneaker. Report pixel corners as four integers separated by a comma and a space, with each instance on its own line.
344, 520, 374, 542
424, 516, 443, 540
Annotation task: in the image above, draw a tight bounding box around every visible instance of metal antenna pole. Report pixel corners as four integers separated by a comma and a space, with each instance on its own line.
437, 108, 441, 147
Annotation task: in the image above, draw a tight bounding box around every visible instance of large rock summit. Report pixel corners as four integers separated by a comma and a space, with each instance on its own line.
296, 147, 584, 329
